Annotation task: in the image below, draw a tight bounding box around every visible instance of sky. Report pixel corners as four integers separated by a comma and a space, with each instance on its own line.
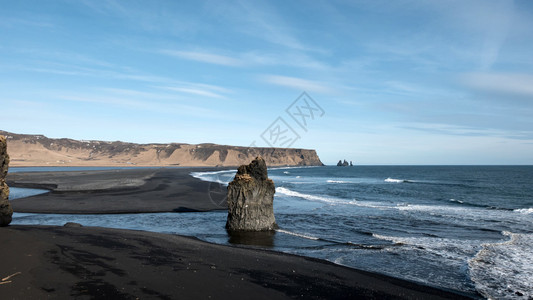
1, 0, 533, 165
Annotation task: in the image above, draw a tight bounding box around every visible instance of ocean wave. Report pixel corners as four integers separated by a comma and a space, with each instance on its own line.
514, 208, 533, 214
275, 187, 391, 210
373, 234, 483, 262
277, 229, 390, 250
326, 180, 349, 184
384, 178, 413, 183
276, 229, 319, 240
469, 232, 533, 299
449, 198, 464, 204
275, 187, 345, 204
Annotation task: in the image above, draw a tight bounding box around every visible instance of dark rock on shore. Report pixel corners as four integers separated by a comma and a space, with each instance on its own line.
226, 157, 278, 231
0, 135, 13, 226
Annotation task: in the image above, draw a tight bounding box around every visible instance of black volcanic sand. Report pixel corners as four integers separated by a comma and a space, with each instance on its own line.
4, 168, 478, 299
7, 168, 230, 213
0, 225, 475, 300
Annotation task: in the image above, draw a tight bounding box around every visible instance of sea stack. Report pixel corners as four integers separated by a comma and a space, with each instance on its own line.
226, 156, 278, 231
0, 135, 13, 226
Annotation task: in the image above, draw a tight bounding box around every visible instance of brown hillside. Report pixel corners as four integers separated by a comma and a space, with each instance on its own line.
0, 131, 323, 167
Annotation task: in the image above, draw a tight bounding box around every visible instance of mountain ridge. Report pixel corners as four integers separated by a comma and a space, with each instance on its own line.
0, 130, 323, 167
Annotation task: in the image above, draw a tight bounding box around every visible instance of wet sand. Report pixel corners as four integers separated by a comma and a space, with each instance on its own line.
7, 168, 230, 213
0, 225, 474, 299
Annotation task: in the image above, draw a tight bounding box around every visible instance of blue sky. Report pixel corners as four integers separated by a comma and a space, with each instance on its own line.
1, 0, 533, 165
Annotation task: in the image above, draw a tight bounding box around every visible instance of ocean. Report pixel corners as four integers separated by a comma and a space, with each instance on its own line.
9, 166, 533, 299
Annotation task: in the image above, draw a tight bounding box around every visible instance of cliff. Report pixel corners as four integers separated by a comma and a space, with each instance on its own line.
0, 131, 323, 167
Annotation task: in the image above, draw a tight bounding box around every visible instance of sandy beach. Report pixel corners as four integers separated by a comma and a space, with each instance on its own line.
2, 168, 477, 299
1, 225, 473, 299
7, 168, 229, 213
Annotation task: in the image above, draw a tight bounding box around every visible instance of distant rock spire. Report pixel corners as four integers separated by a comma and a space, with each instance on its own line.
337, 159, 350, 167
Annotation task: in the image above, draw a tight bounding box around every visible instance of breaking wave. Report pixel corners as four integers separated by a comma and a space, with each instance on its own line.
384, 178, 413, 183
276, 229, 319, 240
514, 208, 533, 214
469, 232, 533, 299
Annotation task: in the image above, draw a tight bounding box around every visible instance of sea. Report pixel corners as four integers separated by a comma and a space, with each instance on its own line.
9, 166, 533, 299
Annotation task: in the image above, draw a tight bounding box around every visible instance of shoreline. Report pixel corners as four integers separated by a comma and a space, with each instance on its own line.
5, 167, 479, 298
7, 167, 232, 214
1, 225, 475, 299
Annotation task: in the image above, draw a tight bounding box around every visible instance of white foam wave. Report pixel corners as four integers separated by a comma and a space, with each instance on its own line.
373, 234, 482, 262
275, 187, 343, 204
275, 187, 390, 209
276, 229, 319, 240
283, 171, 290, 174
469, 232, 533, 299
385, 177, 405, 183
327, 180, 349, 184
514, 208, 533, 214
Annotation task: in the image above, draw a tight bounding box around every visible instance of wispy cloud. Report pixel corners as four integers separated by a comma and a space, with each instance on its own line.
460, 72, 533, 98
205, 0, 323, 53
52, 92, 219, 118
262, 75, 333, 93
158, 48, 330, 70
401, 122, 533, 140
0, 17, 55, 29
158, 86, 224, 99
159, 50, 243, 66
156, 81, 232, 99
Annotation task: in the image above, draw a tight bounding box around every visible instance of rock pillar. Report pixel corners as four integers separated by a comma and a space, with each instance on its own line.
226, 157, 277, 231
0, 135, 13, 226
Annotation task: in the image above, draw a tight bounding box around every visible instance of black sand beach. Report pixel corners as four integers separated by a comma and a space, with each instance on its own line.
2, 168, 476, 299
1, 225, 473, 299
7, 168, 229, 213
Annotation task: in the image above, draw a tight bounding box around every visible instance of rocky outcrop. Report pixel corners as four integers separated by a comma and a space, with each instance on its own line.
0, 130, 324, 167
337, 159, 349, 167
226, 157, 278, 231
0, 135, 13, 226
337, 159, 353, 167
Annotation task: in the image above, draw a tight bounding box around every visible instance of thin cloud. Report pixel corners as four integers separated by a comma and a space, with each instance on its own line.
159, 86, 225, 99
156, 82, 232, 99
460, 72, 533, 98
262, 75, 333, 93
159, 50, 242, 66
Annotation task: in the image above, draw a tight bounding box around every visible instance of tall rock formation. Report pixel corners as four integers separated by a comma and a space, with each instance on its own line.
0, 135, 13, 226
226, 157, 278, 231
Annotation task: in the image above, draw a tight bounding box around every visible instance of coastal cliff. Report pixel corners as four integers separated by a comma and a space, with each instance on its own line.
0, 131, 323, 167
